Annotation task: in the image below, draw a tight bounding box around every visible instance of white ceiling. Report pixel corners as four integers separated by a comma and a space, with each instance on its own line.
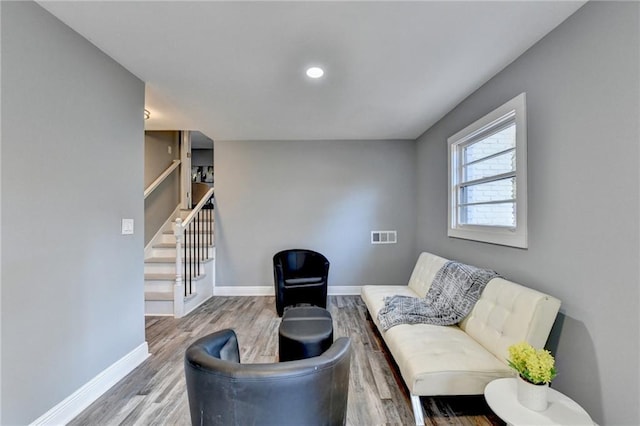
191, 131, 214, 149
39, 1, 585, 142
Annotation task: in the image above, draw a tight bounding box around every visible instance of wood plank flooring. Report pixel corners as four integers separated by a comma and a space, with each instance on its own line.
70, 296, 504, 426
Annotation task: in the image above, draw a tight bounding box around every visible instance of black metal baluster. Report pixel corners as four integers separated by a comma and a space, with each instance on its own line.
197, 211, 201, 277
210, 196, 213, 250
188, 221, 191, 296
211, 201, 213, 253
183, 225, 187, 298
205, 201, 209, 254
187, 221, 190, 296
191, 220, 195, 295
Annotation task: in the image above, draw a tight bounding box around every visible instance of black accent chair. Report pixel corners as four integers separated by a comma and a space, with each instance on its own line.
184, 329, 351, 426
273, 249, 330, 316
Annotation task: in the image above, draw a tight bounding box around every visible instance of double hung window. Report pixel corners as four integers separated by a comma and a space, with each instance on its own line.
448, 93, 527, 248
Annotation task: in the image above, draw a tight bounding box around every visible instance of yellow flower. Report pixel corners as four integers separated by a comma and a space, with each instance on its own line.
507, 342, 557, 384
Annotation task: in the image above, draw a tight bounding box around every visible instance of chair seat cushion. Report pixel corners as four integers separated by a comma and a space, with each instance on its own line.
284, 277, 323, 286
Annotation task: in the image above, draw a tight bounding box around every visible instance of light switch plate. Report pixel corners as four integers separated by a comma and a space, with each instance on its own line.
122, 218, 134, 235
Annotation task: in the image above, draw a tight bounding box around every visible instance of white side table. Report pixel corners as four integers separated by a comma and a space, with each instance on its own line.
484, 378, 594, 426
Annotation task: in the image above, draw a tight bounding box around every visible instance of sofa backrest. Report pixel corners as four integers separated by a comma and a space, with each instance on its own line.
459, 277, 561, 365
407, 252, 449, 297
408, 252, 561, 365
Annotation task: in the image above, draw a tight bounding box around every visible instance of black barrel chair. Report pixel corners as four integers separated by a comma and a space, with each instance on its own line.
184, 329, 351, 426
273, 249, 330, 316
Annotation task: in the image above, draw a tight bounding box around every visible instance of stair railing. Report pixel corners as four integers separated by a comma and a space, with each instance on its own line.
173, 187, 215, 317
144, 160, 181, 199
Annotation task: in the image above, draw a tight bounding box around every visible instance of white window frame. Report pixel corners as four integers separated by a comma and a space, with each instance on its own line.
447, 93, 528, 248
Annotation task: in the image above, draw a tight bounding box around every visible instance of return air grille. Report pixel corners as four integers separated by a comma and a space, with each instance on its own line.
371, 230, 397, 244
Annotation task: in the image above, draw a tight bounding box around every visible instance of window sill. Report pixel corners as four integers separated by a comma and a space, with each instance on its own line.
448, 226, 527, 249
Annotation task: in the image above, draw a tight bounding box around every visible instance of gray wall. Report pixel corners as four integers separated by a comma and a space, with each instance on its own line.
144, 131, 179, 187
192, 148, 214, 167
415, 2, 639, 425
145, 131, 180, 245
1, 2, 146, 424
215, 139, 417, 287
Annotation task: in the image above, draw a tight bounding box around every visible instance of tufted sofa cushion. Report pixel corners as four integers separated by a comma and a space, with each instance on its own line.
459, 277, 561, 364
407, 252, 448, 297
383, 323, 512, 395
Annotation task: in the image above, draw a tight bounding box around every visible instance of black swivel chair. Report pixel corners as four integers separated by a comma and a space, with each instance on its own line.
184, 329, 351, 426
273, 249, 330, 316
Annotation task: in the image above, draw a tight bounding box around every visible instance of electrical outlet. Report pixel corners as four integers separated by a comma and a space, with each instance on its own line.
168, 146, 172, 154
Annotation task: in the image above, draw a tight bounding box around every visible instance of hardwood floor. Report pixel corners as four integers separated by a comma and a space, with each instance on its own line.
70, 296, 504, 426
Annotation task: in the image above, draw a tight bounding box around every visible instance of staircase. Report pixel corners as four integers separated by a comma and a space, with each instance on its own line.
144, 203, 215, 317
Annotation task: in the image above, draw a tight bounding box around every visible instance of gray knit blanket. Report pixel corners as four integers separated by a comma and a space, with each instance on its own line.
377, 261, 499, 331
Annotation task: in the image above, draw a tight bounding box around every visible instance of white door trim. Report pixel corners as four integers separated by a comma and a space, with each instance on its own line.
180, 130, 191, 209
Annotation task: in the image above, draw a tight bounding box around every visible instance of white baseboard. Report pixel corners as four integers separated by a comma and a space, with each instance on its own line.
30, 342, 150, 426
213, 286, 362, 296
328, 286, 362, 295
214, 286, 274, 296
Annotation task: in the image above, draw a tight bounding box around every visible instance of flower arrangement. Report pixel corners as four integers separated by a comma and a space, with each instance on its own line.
507, 342, 557, 385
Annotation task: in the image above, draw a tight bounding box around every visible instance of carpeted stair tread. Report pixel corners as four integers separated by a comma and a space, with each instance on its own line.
144, 257, 214, 264
153, 242, 214, 249
145, 291, 173, 301
145, 272, 207, 281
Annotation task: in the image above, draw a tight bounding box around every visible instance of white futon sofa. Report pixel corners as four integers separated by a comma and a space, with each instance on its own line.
361, 252, 561, 425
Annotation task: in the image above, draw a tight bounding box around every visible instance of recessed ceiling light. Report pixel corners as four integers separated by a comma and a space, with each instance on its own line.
306, 67, 324, 79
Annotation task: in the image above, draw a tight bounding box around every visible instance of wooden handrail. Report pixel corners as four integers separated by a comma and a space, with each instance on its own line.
182, 187, 215, 226
144, 160, 181, 199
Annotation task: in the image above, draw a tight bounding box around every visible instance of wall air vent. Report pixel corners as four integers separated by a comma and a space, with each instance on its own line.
371, 230, 397, 245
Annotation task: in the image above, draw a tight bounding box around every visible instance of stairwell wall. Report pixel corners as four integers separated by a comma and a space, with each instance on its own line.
144, 131, 180, 246
1, 2, 146, 424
